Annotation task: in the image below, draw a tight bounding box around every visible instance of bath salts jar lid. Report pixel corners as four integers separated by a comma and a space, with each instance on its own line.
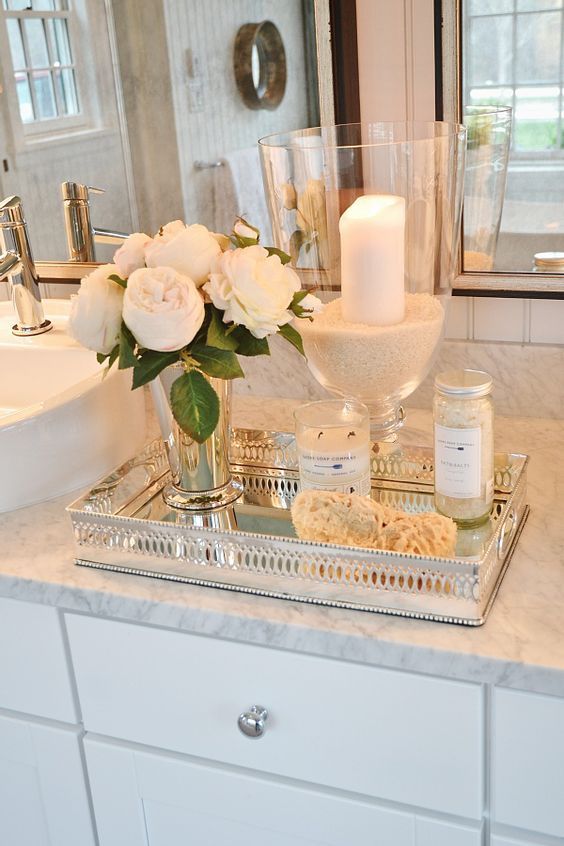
434, 369, 492, 398
534, 251, 564, 269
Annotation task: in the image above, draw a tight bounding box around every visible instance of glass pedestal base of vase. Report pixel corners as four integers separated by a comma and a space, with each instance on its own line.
162, 478, 243, 511
367, 404, 406, 446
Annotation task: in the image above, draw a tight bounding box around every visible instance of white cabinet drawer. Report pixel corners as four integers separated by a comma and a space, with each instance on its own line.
493, 687, 564, 838
67, 614, 484, 819
0, 596, 76, 722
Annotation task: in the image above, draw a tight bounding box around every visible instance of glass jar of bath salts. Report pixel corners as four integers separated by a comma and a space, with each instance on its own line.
433, 369, 494, 527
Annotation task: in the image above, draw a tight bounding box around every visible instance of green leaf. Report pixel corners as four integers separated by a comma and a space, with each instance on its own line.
230, 326, 270, 357
96, 352, 108, 364
108, 273, 127, 289
278, 322, 305, 356
289, 230, 307, 264
291, 289, 310, 307
170, 370, 220, 443
206, 307, 239, 351
191, 344, 244, 380
107, 344, 120, 369
118, 323, 137, 370
132, 350, 179, 389
265, 246, 291, 265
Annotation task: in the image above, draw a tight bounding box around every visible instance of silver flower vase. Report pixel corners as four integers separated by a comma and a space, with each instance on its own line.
150, 365, 243, 510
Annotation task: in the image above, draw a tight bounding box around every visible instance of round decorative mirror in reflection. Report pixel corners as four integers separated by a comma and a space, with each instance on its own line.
234, 21, 286, 111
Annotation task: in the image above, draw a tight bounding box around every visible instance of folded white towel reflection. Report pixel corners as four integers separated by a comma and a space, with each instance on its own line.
213, 147, 273, 242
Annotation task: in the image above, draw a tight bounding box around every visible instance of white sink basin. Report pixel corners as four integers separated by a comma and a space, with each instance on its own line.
0, 299, 145, 512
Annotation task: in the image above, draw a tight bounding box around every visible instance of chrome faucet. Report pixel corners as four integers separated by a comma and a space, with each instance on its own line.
0, 196, 51, 336
61, 181, 129, 262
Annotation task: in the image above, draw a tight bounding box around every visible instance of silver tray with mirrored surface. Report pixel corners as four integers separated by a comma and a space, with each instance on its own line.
67, 430, 529, 626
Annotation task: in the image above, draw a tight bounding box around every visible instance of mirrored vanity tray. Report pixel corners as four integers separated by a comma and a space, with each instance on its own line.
67, 431, 529, 626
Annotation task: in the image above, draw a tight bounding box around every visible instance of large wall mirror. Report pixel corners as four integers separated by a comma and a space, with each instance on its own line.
441, 0, 564, 293
0, 0, 328, 276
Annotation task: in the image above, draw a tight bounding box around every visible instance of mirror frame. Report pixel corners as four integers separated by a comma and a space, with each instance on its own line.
440, 0, 564, 296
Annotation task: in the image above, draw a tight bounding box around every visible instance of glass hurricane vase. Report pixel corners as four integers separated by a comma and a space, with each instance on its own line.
259, 122, 466, 441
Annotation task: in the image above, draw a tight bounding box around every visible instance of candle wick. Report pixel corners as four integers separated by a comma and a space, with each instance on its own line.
317, 431, 324, 439
347, 431, 356, 439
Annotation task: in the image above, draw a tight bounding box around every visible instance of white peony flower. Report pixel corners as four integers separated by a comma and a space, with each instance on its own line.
123, 266, 204, 352
145, 221, 221, 287
233, 219, 259, 242
158, 219, 186, 239
113, 232, 152, 278
204, 245, 300, 339
68, 263, 124, 355
212, 231, 231, 251
299, 293, 324, 314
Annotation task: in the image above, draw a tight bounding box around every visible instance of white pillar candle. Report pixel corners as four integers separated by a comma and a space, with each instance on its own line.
339, 194, 406, 326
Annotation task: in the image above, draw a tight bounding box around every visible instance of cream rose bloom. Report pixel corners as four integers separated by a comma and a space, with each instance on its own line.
68, 263, 124, 355
113, 232, 152, 278
145, 220, 221, 287
299, 292, 324, 314
233, 219, 259, 243
204, 245, 300, 339
123, 267, 204, 352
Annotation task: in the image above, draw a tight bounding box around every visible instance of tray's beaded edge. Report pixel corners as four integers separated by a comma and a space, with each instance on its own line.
68, 431, 529, 625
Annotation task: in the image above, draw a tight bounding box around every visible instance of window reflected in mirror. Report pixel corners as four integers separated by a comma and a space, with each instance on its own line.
461, 0, 564, 274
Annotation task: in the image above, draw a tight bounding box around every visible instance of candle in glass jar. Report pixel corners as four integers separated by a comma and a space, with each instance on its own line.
339, 194, 406, 326
294, 399, 371, 496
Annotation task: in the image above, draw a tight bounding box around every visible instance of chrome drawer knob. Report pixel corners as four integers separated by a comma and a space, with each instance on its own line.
238, 705, 268, 738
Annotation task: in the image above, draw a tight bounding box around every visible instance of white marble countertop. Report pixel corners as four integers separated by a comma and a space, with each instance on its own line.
1, 397, 563, 696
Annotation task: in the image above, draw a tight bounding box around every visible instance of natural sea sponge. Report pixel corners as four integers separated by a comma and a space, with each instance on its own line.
291, 490, 393, 547
292, 490, 457, 558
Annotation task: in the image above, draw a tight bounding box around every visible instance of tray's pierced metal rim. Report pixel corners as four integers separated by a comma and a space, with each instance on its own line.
67, 431, 530, 626
73, 502, 529, 627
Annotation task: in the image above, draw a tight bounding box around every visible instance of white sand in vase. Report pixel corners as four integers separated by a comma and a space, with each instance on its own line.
299, 293, 445, 400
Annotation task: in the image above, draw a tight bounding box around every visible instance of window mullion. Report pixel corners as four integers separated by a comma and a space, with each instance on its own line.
18, 15, 39, 122
559, 8, 564, 150
511, 0, 517, 153
43, 15, 62, 116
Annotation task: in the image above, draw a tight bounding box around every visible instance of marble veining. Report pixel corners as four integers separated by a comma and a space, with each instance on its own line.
1, 399, 564, 697
234, 335, 564, 421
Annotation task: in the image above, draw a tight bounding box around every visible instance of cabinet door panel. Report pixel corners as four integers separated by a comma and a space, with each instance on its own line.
493, 687, 564, 838
416, 816, 482, 846
85, 736, 415, 846
0, 713, 96, 846
0, 596, 76, 721
491, 837, 545, 846
68, 614, 484, 819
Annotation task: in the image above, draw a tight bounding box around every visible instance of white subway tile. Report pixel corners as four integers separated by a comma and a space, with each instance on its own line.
473, 297, 525, 343
445, 296, 469, 339
530, 299, 564, 345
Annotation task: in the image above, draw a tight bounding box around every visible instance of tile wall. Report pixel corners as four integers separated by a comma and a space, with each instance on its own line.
446, 297, 564, 345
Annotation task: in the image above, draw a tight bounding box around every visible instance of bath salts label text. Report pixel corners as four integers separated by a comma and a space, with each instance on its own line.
434, 425, 481, 499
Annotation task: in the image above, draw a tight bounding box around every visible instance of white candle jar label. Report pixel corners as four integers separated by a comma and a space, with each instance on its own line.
434, 425, 482, 499
298, 445, 371, 495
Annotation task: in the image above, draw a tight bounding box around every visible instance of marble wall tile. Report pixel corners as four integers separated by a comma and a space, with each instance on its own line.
234, 335, 564, 420
409, 340, 564, 418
